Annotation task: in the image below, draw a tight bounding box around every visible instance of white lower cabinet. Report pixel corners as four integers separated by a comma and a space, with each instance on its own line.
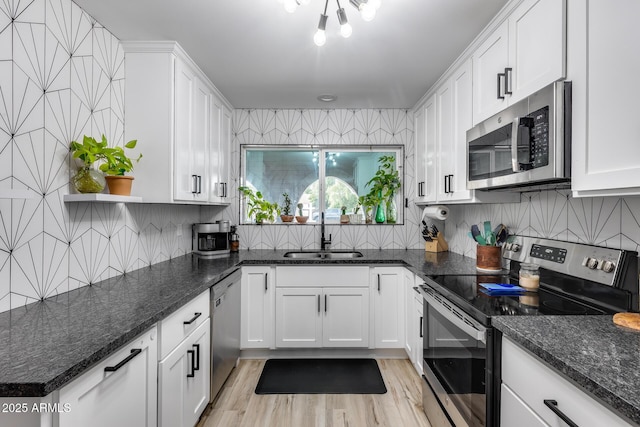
404, 270, 423, 376
158, 319, 210, 427
275, 287, 370, 348
501, 337, 632, 427
274, 266, 370, 349
241, 266, 274, 349
58, 326, 158, 427
372, 267, 405, 348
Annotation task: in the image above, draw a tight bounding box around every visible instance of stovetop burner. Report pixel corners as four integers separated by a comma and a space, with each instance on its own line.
423, 273, 611, 326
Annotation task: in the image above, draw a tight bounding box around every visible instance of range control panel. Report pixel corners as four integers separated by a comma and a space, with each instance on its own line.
503, 236, 625, 286
530, 244, 567, 264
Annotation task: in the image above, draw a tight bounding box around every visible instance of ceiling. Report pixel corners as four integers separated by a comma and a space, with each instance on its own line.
74, 0, 508, 109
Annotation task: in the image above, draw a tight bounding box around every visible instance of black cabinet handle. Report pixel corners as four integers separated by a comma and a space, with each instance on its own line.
419, 316, 423, 338
325, 294, 328, 313
104, 348, 142, 372
197, 175, 202, 194
317, 294, 321, 313
191, 175, 198, 194
183, 312, 202, 325
192, 344, 200, 371
504, 67, 513, 95
187, 350, 195, 378
222, 182, 227, 197
443, 175, 448, 194
377, 274, 381, 292
543, 400, 578, 427
497, 73, 506, 99
447, 175, 454, 193
264, 273, 268, 291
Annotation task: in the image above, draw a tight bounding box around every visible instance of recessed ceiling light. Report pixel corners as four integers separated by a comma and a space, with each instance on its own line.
317, 94, 337, 102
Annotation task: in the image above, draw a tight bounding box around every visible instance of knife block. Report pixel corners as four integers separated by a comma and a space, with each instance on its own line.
425, 232, 449, 253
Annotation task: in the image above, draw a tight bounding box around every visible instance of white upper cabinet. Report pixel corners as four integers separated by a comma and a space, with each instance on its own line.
209, 100, 232, 203
414, 60, 518, 205
569, 0, 640, 197
122, 41, 232, 204
473, 0, 566, 124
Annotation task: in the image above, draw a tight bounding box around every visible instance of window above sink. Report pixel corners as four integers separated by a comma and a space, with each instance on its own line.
240, 145, 404, 225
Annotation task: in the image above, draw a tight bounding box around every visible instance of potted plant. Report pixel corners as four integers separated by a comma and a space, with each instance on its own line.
340, 205, 350, 224
366, 155, 401, 224
238, 186, 280, 224
280, 193, 294, 223
69, 135, 142, 195
295, 203, 308, 224
99, 139, 142, 196
69, 135, 108, 193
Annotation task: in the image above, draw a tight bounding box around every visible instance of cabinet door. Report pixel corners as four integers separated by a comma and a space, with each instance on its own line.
372, 267, 405, 348
500, 384, 548, 427
414, 108, 427, 202
191, 77, 211, 201
508, 0, 565, 104
570, 0, 640, 196
241, 267, 274, 349
159, 319, 210, 427
473, 21, 509, 124
436, 82, 453, 201
414, 291, 424, 375
173, 60, 196, 201
322, 287, 370, 348
184, 320, 211, 427
59, 327, 157, 427
219, 104, 232, 201
423, 94, 438, 202
447, 59, 474, 201
275, 287, 322, 348
209, 97, 223, 202
404, 270, 416, 360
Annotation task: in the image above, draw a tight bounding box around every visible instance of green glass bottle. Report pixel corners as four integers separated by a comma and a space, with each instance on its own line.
375, 191, 386, 223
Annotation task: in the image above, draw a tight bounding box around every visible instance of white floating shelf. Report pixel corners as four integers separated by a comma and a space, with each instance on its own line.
63, 194, 143, 203
0, 189, 36, 199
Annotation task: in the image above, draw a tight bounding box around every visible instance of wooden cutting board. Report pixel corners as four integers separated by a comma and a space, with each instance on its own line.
613, 313, 640, 331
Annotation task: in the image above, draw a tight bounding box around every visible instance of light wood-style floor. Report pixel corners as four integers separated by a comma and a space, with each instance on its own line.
197, 358, 431, 427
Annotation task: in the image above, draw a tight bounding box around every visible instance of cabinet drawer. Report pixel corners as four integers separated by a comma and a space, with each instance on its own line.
276, 266, 369, 287
502, 337, 632, 427
159, 290, 210, 358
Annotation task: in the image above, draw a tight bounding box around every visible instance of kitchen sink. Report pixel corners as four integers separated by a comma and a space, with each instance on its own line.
283, 251, 363, 259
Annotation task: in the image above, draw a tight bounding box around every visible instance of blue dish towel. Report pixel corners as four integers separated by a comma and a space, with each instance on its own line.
478, 283, 526, 296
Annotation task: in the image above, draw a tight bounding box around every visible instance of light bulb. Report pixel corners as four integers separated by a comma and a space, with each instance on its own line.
369, 0, 381, 10
284, 0, 298, 13
360, 3, 376, 21
340, 22, 353, 38
314, 29, 327, 46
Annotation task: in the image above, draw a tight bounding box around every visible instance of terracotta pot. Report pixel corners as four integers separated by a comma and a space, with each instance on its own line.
280, 215, 294, 223
105, 175, 134, 196
476, 245, 502, 271
295, 216, 308, 224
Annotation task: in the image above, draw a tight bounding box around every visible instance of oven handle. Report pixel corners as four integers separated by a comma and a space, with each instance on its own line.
511, 117, 520, 172
419, 287, 486, 344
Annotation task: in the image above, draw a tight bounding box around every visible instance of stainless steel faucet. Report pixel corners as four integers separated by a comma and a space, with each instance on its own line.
320, 212, 331, 250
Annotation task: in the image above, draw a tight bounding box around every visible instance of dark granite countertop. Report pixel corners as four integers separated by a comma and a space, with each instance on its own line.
493, 316, 640, 426
0, 248, 479, 397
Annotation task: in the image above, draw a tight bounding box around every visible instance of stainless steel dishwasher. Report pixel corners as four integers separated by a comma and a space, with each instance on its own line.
210, 269, 241, 402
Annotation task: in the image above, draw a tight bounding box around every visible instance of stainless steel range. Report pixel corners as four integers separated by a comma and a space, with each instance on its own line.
418, 236, 638, 427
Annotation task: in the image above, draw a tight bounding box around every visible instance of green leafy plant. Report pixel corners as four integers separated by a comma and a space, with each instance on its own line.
297, 203, 304, 216
239, 186, 280, 224
281, 193, 292, 215
70, 135, 142, 175
365, 155, 401, 200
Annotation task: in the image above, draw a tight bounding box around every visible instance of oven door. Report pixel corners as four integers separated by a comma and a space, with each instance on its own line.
420, 285, 488, 427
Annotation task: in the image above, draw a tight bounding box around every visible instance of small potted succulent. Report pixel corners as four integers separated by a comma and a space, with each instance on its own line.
280, 193, 294, 223
295, 203, 308, 224
340, 205, 350, 224
238, 186, 280, 224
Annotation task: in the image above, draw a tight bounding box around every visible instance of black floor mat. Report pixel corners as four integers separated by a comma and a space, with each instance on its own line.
255, 358, 387, 394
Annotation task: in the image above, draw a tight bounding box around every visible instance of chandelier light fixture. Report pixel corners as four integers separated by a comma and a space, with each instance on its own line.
278, 0, 382, 46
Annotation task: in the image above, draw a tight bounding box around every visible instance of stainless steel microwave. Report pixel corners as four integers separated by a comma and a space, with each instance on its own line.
466, 81, 571, 190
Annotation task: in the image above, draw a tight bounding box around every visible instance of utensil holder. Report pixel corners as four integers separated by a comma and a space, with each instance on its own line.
425, 232, 449, 253
476, 245, 502, 270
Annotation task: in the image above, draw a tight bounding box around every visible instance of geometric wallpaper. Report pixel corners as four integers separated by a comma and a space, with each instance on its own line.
0, 0, 197, 314
201, 108, 426, 251
444, 190, 640, 259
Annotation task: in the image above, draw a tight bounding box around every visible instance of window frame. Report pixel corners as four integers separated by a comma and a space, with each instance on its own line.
239, 144, 404, 225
